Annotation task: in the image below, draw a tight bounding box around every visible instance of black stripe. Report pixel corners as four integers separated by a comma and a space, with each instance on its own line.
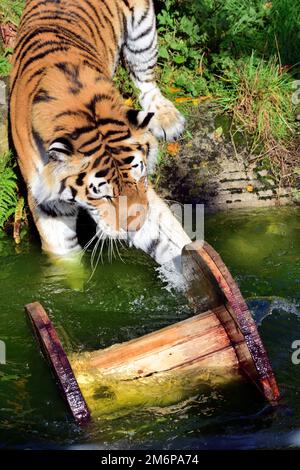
32, 128, 48, 164
78, 133, 100, 150
18, 46, 70, 78
122, 0, 130, 9
130, 23, 154, 41
103, 13, 118, 44
75, 172, 86, 186
107, 130, 132, 143
95, 168, 110, 178
122, 156, 135, 164
102, 0, 114, 17
55, 110, 92, 120
38, 201, 75, 218
19, 0, 64, 26
33, 88, 56, 104
84, 0, 105, 28
69, 3, 102, 41
124, 41, 156, 55
97, 118, 126, 127
70, 186, 78, 199
137, 3, 151, 26
78, 143, 104, 157
69, 125, 96, 140
107, 145, 132, 154
59, 178, 67, 195
92, 156, 103, 169
86, 94, 112, 115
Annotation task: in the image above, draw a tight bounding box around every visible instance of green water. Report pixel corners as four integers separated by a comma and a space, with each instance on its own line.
0, 206, 300, 449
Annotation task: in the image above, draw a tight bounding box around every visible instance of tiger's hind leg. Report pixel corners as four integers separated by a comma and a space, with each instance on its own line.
122, 0, 185, 141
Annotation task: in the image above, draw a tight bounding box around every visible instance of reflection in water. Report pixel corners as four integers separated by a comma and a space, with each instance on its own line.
0, 206, 300, 449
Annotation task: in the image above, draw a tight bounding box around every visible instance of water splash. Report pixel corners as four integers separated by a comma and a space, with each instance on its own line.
248, 297, 300, 325
156, 261, 188, 293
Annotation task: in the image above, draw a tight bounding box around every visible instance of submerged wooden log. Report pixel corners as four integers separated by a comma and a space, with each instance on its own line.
25, 240, 280, 424
69, 306, 241, 417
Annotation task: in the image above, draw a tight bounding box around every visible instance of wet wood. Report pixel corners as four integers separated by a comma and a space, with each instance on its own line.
25, 240, 280, 422
25, 302, 91, 426
70, 307, 239, 379
182, 241, 280, 404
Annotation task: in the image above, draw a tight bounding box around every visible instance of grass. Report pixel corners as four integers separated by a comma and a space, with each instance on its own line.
213, 55, 299, 187
0, 0, 24, 26
215, 55, 296, 144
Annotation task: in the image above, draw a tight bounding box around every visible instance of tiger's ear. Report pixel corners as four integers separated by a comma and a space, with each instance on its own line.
47, 137, 73, 163
127, 109, 154, 129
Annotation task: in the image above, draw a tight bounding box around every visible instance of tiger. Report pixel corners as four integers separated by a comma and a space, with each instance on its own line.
9, 0, 191, 270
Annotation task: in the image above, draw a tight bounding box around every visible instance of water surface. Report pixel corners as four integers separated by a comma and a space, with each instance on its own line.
0, 206, 300, 449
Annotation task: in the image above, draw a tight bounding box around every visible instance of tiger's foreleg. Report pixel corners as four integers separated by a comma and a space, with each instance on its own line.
128, 188, 191, 271
28, 193, 81, 256
123, 1, 185, 142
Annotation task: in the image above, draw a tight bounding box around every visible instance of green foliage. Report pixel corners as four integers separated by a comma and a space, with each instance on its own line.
155, 0, 299, 186
0, 1, 24, 77
113, 66, 139, 101
0, 48, 12, 76
0, 152, 18, 229
213, 54, 296, 143
0, 0, 24, 25
156, 0, 300, 68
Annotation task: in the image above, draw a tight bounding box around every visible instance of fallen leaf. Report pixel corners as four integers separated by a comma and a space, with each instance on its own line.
167, 142, 181, 156
246, 184, 254, 193
213, 126, 223, 141
13, 197, 24, 245
175, 97, 193, 103
168, 86, 182, 94
192, 96, 211, 106
199, 95, 211, 102
124, 97, 134, 107
176, 96, 211, 105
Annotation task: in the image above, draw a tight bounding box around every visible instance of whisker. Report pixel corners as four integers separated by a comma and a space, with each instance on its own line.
79, 227, 103, 261
114, 237, 125, 263
87, 233, 107, 283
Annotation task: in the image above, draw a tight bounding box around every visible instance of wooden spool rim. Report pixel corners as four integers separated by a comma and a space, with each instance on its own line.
25, 302, 91, 426
184, 241, 280, 404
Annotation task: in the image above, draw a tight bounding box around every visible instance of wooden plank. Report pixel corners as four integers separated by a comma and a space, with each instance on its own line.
69, 309, 240, 416
182, 241, 280, 404
69, 308, 236, 380
79, 308, 226, 371
25, 302, 91, 426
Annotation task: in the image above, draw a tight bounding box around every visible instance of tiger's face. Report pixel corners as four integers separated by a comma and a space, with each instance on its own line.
31, 65, 158, 238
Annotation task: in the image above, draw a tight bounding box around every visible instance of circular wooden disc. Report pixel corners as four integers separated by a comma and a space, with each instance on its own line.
25, 302, 91, 426
182, 241, 280, 404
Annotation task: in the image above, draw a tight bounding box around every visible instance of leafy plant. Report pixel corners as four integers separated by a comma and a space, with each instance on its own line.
0, 152, 18, 229
0, 0, 24, 25
0, 49, 12, 76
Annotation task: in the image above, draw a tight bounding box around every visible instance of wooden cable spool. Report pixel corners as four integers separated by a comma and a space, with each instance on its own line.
25, 241, 280, 425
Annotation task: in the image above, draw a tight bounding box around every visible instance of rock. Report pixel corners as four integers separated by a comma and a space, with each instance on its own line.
0, 78, 9, 156
156, 104, 293, 212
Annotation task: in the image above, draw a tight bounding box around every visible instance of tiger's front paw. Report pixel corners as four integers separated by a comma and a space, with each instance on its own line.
141, 90, 185, 141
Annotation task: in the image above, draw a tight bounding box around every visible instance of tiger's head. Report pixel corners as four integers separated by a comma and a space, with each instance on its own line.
30, 63, 158, 238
